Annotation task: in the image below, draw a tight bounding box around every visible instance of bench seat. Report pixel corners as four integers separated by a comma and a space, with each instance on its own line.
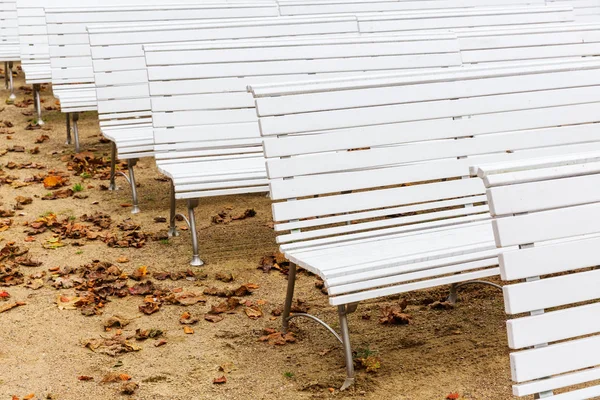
159, 155, 269, 199
285, 219, 502, 306
101, 124, 154, 159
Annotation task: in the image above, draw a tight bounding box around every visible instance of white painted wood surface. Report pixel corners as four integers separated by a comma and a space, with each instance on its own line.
476, 149, 600, 398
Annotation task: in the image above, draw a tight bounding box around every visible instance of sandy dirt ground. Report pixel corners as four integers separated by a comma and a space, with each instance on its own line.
0, 66, 518, 400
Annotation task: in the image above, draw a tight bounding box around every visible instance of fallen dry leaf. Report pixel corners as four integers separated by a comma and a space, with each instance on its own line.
0, 301, 25, 314
101, 373, 131, 383
43, 175, 66, 189
204, 314, 223, 323
78, 375, 94, 381
244, 305, 263, 320
379, 304, 411, 325
116, 256, 129, 263
213, 376, 227, 384
183, 326, 194, 334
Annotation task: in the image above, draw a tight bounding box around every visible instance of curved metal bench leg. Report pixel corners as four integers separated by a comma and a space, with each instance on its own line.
447, 280, 503, 304
187, 199, 203, 266
7, 62, 15, 103
282, 263, 357, 391
108, 142, 117, 191
282, 263, 297, 334
127, 158, 140, 214
65, 113, 72, 145
338, 304, 356, 391
33, 84, 44, 126
168, 181, 179, 237
72, 112, 80, 152
3, 62, 8, 90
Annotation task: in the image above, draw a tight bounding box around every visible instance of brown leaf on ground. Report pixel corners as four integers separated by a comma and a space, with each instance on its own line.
204, 314, 223, 323
15, 256, 42, 267
290, 299, 309, 313
429, 301, 455, 310
130, 265, 148, 281
118, 218, 140, 231
183, 326, 194, 334
101, 373, 132, 383
128, 280, 155, 296
23, 394, 34, 400
209, 298, 241, 315
104, 315, 131, 330
29, 147, 39, 155
379, 304, 411, 325
154, 339, 167, 347
0, 290, 10, 300
179, 312, 199, 325
116, 256, 129, 263
15, 196, 32, 205
24, 278, 44, 290
259, 329, 296, 346
35, 134, 50, 143
135, 328, 163, 340
153, 217, 167, 223
82, 334, 141, 356
139, 296, 161, 315
43, 175, 66, 189
0, 242, 28, 261
164, 291, 206, 306
42, 188, 74, 200
0, 264, 24, 286
231, 208, 256, 221
244, 305, 263, 320
78, 375, 94, 381
0, 301, 25, 314
203, 285, 253, 298
80, 212, 112, 229
213, 376, 227, 384
152, 269, 202, 281
258, 251, 289, 274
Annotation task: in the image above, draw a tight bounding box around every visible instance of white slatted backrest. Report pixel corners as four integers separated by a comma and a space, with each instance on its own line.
0, 0, 19, 61
89, 15, 361, 129
144, 33, 461, 162
475, 151, 600, 398
356, 5, 575, 33
45, 2, 279, 91
548, 0, 600, 21
278, 0, 546, 15
16, 0, 262, 84
457, 22, 600, 64
246, 59, 600, 249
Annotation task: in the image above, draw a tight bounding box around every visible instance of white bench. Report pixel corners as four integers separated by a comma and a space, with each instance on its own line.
88, 15, 362, 216
277, 0, 547, 15
144, 32, 462, 266
1, 0, 18, 103
15, 0, 242, 125
474, 152, 600, 399
45, 2, 279, 152
246, 59, 600, 389
86, 5, 573, 238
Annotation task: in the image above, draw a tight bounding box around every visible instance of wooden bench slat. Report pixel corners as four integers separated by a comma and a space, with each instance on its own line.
492, 201, 600, 247
503, 268, 600, 314
510, 333, 600, 383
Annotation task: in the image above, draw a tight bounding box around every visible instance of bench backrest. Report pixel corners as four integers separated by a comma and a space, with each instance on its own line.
547, 0, 600, 21
356, 5, 574, 33
0, 0, 19, 62
45, 3, 279, 101
457, 22, 600, 64
277, 0, 546, 15
246, 59, 600, 255
144, 33, 461, 180
16, 0, 261, 84
474, 152, 600, 399
89, 5, 573, 132
89, 15, 361, 132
